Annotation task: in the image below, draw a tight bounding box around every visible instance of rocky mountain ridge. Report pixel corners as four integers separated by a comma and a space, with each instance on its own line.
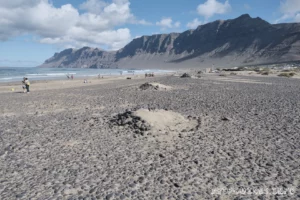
38, 14, 300, 69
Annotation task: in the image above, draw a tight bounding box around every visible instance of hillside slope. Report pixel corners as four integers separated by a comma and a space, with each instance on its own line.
38, 14, 300, 69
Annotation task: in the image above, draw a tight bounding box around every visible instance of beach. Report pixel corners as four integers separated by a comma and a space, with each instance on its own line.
0, 72, 299, 199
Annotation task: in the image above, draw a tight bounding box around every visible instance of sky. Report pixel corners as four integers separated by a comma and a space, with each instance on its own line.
0, 0, 300, 67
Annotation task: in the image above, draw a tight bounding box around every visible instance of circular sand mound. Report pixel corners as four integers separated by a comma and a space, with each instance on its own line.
149, 83, 172, 90
133, 109, 198, 132
110, 109, 199, 138
139, 83, 172, 91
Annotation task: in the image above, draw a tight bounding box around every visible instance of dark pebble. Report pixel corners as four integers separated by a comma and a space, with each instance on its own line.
174, 183, 180, 188
106, 193, 114, 200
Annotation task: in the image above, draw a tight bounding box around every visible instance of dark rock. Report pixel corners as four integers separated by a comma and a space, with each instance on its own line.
16, 191, 26, 199
139, 83, 159, 90
180, 73, 191, 78
109, 110, 151, 134
138, 177, 145, 183
174, 183, 180, 188
106, 193, 114, 200
159, 154, 165, 158
89, 188, 96, 193
221, 117, 230, 121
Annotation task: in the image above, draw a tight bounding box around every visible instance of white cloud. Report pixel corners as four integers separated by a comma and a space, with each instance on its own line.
295, 13, 300, 22
135, 19, 152, 25
40, 28, 131, 50
276, 0, 300, 23
156, 18, 173, 28
174, 21, 181, 28
280, 0, 300, 15
0, 0, 149, 50
0, 0, 41, 8
244, 4, 251, 10
186, 18, 203, 29
156, 17, 181, 29
197, 0, 231, 19
79, 0, 107, 14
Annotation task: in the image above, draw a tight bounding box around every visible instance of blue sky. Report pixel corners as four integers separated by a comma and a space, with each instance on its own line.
0, 0, 299, 67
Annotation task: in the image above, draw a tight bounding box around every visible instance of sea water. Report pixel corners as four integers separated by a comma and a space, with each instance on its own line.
0, 67, 172, 82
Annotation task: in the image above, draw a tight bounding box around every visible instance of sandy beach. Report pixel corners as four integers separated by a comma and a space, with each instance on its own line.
0, 72, 299, 199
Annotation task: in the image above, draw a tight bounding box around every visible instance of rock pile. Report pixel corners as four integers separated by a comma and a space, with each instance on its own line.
139, 82, 159, 90
109, 110, 151, 135
180, 73, 191, 78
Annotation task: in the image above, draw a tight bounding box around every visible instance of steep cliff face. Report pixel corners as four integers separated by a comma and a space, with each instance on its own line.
38, 14, 300, 69
41, 47, 117, 68
115, 33, 180, 59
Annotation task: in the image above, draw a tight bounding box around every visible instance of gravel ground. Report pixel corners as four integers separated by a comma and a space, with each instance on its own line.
0, 75, 299, 200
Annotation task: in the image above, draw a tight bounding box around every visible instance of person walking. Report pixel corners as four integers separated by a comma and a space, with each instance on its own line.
24, 78, 30, 93
22, 77, 26, 93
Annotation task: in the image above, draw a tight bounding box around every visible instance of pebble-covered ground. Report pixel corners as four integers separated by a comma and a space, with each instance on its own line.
0, 75, 299, 200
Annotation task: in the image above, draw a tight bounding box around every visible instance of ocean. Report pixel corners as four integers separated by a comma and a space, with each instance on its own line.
0, 67, 172, 82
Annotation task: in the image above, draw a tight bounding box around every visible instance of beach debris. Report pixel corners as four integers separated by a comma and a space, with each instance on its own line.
139, 82, 159, 90
180, 73, 191, 78
127, 77, 132, 79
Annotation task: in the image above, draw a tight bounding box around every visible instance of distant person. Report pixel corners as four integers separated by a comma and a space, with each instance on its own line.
24, 78, 30, 93
71, 74, 74, 80
22, 77, 26, 93
98, 74, 100, 79
84, 79, 87, 83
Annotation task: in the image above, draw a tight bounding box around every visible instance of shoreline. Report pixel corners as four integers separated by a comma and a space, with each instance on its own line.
0, 67, 176, 84
1, 69, 300, 94
0, 71, 176, 94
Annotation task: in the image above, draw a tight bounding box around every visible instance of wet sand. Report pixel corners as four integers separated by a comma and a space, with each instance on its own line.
0, 73, 299, 199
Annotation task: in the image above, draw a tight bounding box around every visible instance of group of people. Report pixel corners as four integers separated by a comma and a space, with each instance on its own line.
22, 77, 30, 93
66, 74, 74, 80
98, 74, 104, 79
145, 72, 154, 78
